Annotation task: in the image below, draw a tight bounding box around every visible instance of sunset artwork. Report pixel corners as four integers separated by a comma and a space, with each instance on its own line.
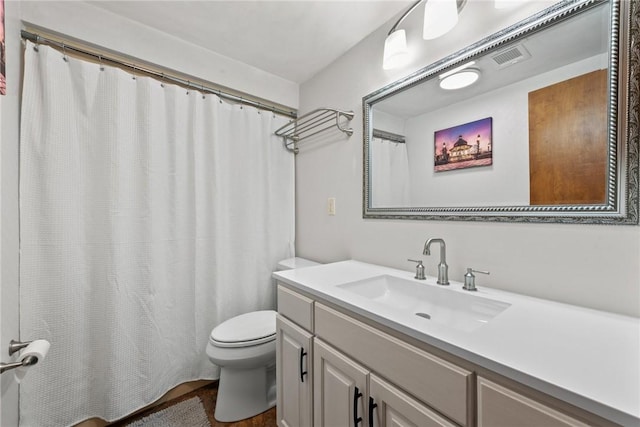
434, 117, 493, 172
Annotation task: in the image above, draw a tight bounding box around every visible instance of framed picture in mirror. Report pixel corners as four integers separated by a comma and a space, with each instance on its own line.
434, 117, 493, 172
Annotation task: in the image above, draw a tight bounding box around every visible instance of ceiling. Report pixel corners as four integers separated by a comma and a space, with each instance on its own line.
88, 1, 413, 84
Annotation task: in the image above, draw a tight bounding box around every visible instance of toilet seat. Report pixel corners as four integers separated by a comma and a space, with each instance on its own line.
210, 310, 276, 348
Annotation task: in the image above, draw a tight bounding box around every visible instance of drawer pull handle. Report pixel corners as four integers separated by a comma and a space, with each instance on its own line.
299, 348, 308, 383
353, 386, 363, 425
368, 397, 378, 427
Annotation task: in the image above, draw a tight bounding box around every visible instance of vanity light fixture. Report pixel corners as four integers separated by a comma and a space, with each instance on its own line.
423, 0, 459, 40
439, 61, 480, 90
383, 0, 467, 70
383, 29, 410, 70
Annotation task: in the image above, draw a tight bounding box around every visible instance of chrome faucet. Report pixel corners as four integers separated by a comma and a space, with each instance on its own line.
423, 238, 449, 285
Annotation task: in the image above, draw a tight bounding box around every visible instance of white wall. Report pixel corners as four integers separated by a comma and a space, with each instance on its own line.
296, 1, 640, 317
373, 110, 405, 135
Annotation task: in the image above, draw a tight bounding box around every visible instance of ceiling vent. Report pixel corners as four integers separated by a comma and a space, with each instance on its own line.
492, 44, 531, 68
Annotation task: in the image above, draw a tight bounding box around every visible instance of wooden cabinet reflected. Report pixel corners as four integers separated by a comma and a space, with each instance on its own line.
528, 69, 607, 205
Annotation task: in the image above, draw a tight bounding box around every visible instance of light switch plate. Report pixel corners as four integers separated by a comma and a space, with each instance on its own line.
328, 198, 336, 215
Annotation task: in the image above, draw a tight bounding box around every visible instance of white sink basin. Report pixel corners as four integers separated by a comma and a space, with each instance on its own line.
337, 275, 511, 332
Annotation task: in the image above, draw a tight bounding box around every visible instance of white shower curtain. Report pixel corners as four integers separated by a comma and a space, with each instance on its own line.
19, 41, 294, 426
370, 137, 411, 207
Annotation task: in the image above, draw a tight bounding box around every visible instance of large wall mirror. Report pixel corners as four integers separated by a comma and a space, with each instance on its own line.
363, 0, 638, 224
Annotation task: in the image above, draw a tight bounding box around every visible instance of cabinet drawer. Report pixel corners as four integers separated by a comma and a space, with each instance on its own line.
277, 284, 314, 331
315, 303, 472, 426
371, 373, 458, 427
477, 377, 590, 427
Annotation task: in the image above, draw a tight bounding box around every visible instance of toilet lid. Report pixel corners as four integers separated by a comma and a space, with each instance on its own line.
210, 310, 276, 348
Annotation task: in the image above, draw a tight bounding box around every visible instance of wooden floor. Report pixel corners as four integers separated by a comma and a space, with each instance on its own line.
109, 382, 277, 427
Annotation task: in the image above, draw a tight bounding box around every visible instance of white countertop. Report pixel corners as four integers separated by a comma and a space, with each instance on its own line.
273, 260, 640, 426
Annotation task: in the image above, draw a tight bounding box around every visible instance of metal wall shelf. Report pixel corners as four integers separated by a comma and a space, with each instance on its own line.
275, 108, 355, 153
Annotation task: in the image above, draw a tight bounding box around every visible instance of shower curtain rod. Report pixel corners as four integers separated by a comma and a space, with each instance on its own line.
21, 30, 297, 119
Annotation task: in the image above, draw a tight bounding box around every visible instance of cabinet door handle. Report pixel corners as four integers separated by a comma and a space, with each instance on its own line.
368, 397, 378, 427
299, 348, 308, 383
353, 386, 363, 425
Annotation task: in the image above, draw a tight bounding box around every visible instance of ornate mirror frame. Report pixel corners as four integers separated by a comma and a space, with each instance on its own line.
363, 0, 638, 224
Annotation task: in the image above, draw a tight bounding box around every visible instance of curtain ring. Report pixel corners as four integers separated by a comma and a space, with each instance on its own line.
99, 56, 104, 71
186, 81, 190, 95
201, 84, 206, 99
160, 73, 165, 88
132, 65, 137, 80
33, 35, 40, 52
62, 44, 68, 62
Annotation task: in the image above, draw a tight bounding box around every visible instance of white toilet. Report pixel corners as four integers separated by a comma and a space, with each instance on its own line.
206, 257, 319, 422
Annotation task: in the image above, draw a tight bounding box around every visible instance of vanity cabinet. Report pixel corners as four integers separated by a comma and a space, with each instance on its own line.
276, 285, 315, 427
276, 283, 619, 427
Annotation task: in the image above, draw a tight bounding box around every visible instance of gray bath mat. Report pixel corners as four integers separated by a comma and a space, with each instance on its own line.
126, 396, 210, 427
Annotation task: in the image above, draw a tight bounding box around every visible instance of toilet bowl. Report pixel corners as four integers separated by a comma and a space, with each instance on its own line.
206, 257, 319, 422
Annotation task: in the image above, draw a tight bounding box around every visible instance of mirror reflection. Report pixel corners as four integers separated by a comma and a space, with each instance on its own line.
364, 0, 634, 223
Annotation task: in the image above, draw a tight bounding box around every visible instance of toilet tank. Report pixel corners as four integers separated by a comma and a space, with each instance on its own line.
276, 257, 319, 271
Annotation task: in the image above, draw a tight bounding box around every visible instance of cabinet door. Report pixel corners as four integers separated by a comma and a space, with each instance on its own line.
314, 339, 369, 427
477, 377, 590, 427
276, 315, 313, 427
369, 374, 457, 427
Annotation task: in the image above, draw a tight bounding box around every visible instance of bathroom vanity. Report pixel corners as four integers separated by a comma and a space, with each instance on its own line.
274, 261, 640, 427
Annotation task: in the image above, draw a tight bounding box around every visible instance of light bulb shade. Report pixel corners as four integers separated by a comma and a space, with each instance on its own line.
439, 68, 480, 90
423, 0, 459, 40
383, 29, 410, 70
